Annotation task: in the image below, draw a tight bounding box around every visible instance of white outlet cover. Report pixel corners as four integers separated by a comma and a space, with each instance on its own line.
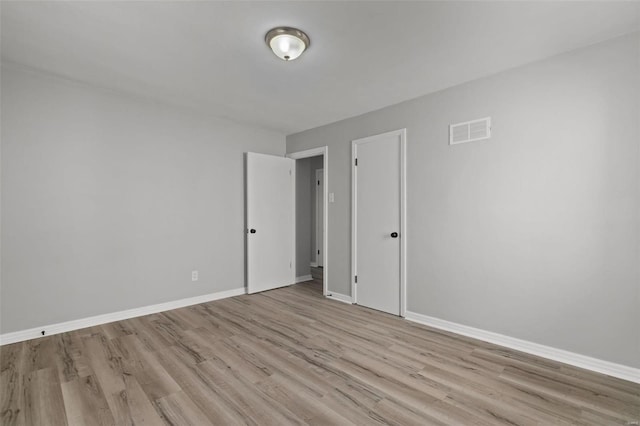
329, 193, 335, 203
191, 270, 199, 281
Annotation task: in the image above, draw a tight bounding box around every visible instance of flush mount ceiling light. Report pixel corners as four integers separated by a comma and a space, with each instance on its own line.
265, 27, 310, 61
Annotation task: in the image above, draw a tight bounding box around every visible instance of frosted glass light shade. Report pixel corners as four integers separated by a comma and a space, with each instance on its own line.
265, 27, 310, 61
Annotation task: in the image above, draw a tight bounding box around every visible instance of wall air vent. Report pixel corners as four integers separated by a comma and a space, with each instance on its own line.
449, 117, 491, 145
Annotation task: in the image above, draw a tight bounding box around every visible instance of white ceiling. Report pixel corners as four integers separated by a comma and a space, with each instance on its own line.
2, 1, 638, 134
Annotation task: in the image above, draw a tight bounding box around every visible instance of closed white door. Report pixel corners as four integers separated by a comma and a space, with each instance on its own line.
246, 152, 295, 294
315, 168, 324, 267
353, 130, 405, 315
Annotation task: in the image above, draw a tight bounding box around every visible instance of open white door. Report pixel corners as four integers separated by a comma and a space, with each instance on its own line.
246, 152, 295, 294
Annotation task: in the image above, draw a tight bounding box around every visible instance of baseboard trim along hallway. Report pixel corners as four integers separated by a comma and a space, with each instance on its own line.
295, 274, 313, 283
326, 292, 352, 304
0, 287, 246, 346
404, 310, 640, 384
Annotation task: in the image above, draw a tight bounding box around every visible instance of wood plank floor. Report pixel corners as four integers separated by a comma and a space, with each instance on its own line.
1, 280, 639, 425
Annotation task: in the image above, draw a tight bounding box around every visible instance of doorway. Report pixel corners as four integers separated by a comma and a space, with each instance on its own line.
293, 155, 323, 295
245, 148, 328, 296
288, 147, 329, 296
351, 129, 406, 316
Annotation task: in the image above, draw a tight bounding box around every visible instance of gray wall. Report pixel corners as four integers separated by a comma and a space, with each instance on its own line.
287, 33, 640, 368
1, 64, 285, 333
295, 155, 322, 277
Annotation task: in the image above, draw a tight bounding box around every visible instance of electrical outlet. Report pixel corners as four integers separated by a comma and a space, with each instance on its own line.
191, 270, 198, 281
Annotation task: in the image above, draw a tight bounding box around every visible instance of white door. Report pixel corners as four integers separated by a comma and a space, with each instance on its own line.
315, 169, 324, 267
353, 130, 405, 315
246, 152, 295, 294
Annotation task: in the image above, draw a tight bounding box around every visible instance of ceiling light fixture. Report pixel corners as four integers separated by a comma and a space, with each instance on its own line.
265, 27, 310, 61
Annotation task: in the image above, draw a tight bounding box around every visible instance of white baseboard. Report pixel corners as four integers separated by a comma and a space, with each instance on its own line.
310, 262, 318, 268
326, 292, 352, 304
295, 275, 313, 283
0, 287, 246, 346
404, 311, 640, 384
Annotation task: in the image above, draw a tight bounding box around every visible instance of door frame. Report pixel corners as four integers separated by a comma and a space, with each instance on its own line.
315, 168, 324, 267
287, 146, 329, 296
351, 129, 407, 316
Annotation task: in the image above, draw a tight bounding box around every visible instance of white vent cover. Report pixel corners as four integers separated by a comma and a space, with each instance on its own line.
449, 117, 491, 145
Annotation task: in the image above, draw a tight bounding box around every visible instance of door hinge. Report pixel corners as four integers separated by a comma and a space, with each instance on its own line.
355, 275, 358, 283
317, 180, 320, 185
289, 169, 292, 176
318, 249, 320, 255
355, 158, 358, 166
289, 261, 292, 268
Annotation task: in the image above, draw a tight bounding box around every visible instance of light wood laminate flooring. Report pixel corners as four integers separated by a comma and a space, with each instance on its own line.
1, 280, 639, 425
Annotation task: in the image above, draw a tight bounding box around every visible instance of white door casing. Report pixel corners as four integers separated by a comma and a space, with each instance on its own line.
246, 152, 295, 294
315, 168, 324, 267
352, 129, 406, 316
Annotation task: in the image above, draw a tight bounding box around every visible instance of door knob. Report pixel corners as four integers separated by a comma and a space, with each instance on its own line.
249, 229, 256, 234
390, 232, 398, 238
